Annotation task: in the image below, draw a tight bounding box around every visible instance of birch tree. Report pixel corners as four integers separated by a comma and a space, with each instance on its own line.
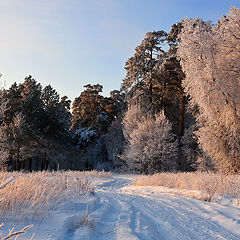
178, 7, 240, 173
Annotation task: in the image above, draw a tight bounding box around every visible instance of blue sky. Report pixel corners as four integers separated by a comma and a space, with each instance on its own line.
0, 0, 239, 101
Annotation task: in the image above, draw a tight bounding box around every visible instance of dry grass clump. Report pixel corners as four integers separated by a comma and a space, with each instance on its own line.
78, 170, 112, 178
0, 171, 92, 222
134, 172, 240, 199
69, 206, 94, 229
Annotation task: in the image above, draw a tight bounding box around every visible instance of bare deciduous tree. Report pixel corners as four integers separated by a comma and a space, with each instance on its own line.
178, 7, 240, 173
122, 104, 178, 173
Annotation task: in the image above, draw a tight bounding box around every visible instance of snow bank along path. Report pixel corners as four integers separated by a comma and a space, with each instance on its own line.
69, 175, 240, 240
8, 174, 240, 239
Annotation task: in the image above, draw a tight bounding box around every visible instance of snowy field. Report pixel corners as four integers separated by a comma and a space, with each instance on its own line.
1, 173, 240, 240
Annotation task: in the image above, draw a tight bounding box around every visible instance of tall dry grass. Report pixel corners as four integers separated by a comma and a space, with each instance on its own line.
0, 171, 93, 222
78, 170, 112, 178
69, 206, 95, 230
134, 172, 240, 199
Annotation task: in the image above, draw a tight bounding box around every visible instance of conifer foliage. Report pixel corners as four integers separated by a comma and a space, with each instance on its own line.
0, 76, 72, 171
122, 31, 167, 110
71, 84, 119, 147
121, 27, 186, 137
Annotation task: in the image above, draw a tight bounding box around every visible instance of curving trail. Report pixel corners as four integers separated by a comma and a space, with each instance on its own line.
76, 175, 240, 240
13, 175, 240, 239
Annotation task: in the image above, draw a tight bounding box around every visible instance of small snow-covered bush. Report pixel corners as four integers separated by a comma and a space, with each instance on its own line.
122, 105, 178, 173
73, 127, 97, 148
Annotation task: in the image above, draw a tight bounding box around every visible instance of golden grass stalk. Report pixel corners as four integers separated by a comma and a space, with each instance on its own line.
134, 172, 240, 199
0, 171, 94, 222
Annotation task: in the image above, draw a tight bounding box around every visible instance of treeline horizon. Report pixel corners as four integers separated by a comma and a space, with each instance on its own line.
0, 6, 239, 175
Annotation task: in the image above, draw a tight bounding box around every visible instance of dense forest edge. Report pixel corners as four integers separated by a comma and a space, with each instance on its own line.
0, 6, 240, 175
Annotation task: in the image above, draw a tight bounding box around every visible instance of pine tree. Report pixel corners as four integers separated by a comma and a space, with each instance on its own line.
0, 87, 9, 170
20, 76, 46, 137
122, 31, 167, 110
71, 84, 118, 135
4, 76, 72, 171
121, 28, 186, 136
5, 82, 22, 125
40, 84, 72, 170
41, 85, 71, 139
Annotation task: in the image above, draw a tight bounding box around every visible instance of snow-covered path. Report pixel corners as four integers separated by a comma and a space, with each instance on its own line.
77, 175, 240, 240
6, 175, 240, 239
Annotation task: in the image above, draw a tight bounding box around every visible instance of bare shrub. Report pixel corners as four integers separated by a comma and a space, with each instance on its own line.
0, 224, 33, 240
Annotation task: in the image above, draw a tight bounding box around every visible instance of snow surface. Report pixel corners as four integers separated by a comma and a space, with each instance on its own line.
3, 174, 240, 239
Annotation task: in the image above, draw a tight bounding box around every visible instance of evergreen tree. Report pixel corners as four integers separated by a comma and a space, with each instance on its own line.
71, 84, 118, 135
105, 117, 125, 169
0, 87, 9, 169
41, 85, 71, 139
20, 76, 46, 137
5, 82, 22, 125
121, 28, 186, 136
40, 84, 72, 170
71, 84, 122, 169
4, 76, 73, 171
121, 31, 167, 111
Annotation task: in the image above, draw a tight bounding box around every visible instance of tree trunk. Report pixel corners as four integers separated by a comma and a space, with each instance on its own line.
22, 159, 25, 170
179, 94, 186, 136
75, 157, 77, 170
149, 81, 153, 107
17, 147, 20, 171
177, 94, 186, 171
28, 158, 32, 172
36, 158, 39, 171
13, 158, 16, 171
45, 160, 49, 171
149, 48, 153, 111
41, 152, 46, 172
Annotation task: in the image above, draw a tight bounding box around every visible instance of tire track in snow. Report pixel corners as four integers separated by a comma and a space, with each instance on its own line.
88, 193, 139, 240
74, 176, 240, 240
130, 196, 237, 240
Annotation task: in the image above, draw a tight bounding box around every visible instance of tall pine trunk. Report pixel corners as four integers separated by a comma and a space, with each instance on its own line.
149, 48, 153, 111
17, 147, 20, 171
179, 95, 186, 136
45, 160, 49, 171
41, 152, 47, 172
177, 94, 186, 170
28, 158, 32, 172
35, 158, 39, 171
